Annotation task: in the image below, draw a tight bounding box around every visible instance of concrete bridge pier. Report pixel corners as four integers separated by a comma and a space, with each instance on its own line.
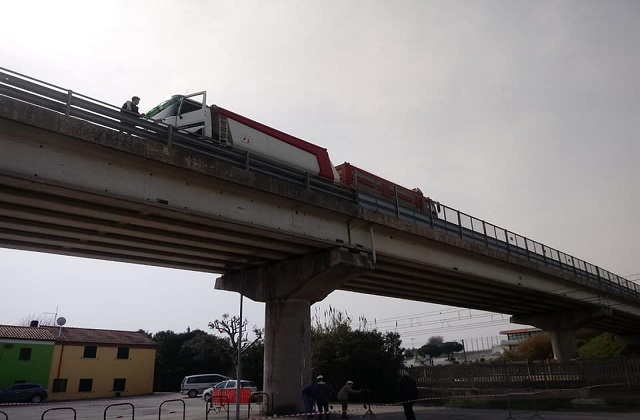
511, 307, 612, 362
216, 247, 373, 414
548, 330, 578, 362
263, 297, 312, 413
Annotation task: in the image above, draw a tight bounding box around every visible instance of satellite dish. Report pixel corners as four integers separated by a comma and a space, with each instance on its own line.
56, 317, 67, 326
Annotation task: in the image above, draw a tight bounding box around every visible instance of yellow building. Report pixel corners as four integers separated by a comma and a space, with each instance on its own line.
42, 326, 157, 401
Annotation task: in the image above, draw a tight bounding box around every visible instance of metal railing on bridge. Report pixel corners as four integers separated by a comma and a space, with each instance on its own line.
1, 66, 637, 301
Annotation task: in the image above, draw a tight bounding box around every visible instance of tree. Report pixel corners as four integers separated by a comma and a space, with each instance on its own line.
241, 338, 264, 389
208, 314, 264, 384
417, 343, 442, 360
440, 342, 464, 360
180, 332, 233, 375
152, 329, 235, 391
579, 333, 628, 358
209, 313, 263, 358
19, 314, 56, 327
500, 333, 553, 361
517, 333, 552, 360
311, 308, 403, 402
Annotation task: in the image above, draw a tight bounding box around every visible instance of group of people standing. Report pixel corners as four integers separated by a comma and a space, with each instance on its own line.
301, 375, 362, 419
301, 372, 418, 420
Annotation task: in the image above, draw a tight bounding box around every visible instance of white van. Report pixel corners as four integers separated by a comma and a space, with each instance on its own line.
180, 374, 229, 398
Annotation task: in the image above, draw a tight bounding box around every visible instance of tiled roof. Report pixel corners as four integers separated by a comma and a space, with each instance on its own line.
0, 325, 157, 347
0, 325, 56, 341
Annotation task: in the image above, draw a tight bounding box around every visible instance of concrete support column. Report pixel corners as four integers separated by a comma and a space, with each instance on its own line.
264, 298, 311, 414
549, 330, 578, 363
511, 307, 611, 362
215, 248, 374, 415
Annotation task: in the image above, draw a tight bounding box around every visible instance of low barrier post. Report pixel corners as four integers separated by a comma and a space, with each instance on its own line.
41, 407, 77, 420
247, 392, 270, 418
158, 399, 185, 420
207, 395, 230, 420
104, 402, 135, 420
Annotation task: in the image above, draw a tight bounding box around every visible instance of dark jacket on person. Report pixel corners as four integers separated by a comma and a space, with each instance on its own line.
313, 381, 331, 403
302, 384, 315, 396
398, 375, 418, 401
121, 100, 140, 115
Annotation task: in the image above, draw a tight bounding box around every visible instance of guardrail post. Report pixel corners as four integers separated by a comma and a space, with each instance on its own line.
65, 90, 73, 116
394, 185, 400, 218
482, 221, 489, 247
524, 237, 531, 260
457, 211, 463, 238
505, 230, 511, 255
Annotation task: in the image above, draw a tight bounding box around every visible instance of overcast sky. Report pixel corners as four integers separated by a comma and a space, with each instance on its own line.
1, 0, 638, 349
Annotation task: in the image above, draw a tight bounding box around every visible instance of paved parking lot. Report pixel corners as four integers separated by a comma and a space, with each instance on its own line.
2, 393, 640, 420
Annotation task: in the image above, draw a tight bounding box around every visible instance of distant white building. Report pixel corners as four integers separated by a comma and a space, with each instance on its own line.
500, 328, 542, 351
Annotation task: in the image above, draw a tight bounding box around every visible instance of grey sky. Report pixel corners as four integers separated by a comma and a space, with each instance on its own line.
1, 0, 638, 348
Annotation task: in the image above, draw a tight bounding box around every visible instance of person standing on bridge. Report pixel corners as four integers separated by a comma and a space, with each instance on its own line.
120, 95, 141, 132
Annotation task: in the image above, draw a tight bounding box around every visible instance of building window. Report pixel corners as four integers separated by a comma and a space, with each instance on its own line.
113, 378, 126, 392
19, 348, 32, 361
52, 379, 68, 393
83, 345, 97, 358
116, 347, 129, 359
78, 379, 93, 392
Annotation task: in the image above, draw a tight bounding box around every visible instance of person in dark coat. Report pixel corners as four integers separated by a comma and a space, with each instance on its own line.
120, 96, 141, 132
301, 382, 315, 417
398, 372, 418, 420
312, 375, 332, 419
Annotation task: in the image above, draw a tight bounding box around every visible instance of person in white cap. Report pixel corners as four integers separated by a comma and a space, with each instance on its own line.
337, 380, 361, 419
313, 375, 332, 419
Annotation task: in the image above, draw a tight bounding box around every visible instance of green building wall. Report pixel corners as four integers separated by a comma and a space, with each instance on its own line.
0, 341, 54, 388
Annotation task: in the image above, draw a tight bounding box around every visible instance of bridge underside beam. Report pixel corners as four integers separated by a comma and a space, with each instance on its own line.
215, 247, 373, 303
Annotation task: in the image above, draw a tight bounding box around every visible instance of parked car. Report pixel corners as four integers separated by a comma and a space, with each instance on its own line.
203, 380, 258, 404
0, 383, 48, 403
180, 374, 230, 398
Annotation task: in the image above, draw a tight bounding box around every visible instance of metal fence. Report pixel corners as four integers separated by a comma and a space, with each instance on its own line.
410, 358, 640, 390
1, 66, 637, 301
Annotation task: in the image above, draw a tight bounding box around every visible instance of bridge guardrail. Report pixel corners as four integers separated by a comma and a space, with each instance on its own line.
1, 66, 636, 301
359, 191, 639, 300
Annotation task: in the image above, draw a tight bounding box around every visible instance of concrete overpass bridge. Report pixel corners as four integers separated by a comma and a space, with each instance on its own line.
1, 68, 639, 412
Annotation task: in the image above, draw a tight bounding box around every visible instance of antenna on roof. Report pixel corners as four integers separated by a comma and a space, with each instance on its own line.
56, 316, 67, 337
